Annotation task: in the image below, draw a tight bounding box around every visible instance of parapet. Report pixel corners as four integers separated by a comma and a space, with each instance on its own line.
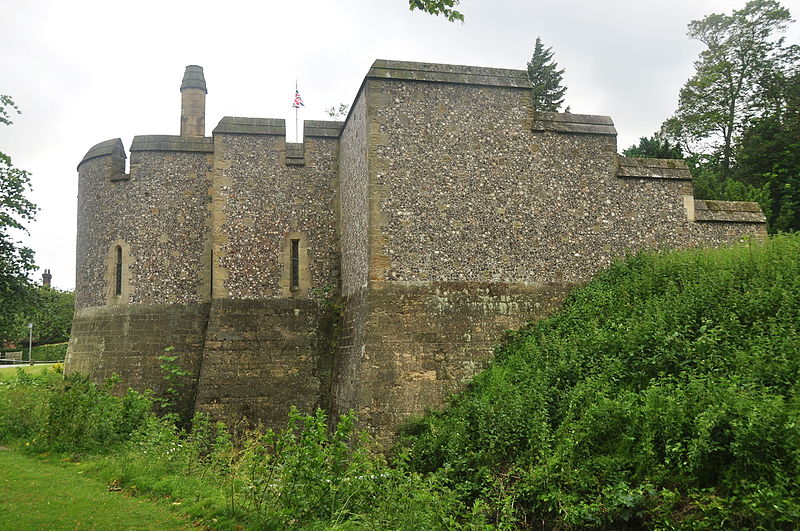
695, 200, 767, 224
616, 156, 693, 180
130, 135, 213, 153
78, 138, 126, 170
367, 59, 530, 88
304, 120, 343, 138
532, 111, 617, 136
213, 117, 285, 136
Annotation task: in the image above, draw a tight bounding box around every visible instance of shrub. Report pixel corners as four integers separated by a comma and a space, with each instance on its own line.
403, 234, 800, 528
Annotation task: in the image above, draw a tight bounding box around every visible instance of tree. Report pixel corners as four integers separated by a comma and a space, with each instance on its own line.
733, 67, 800, 232
26, 286, 75, 345
527, 37, 567, 112
408, 0, 463, 22
622, 134, 684, 159
0, 95, 37, 342
325, 103, 350, 119
663, 0, 796, 178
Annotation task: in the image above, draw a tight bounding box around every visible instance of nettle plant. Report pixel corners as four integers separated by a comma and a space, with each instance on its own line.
157, 346, 191, 419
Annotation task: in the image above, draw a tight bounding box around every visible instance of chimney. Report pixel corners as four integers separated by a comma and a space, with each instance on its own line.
42, 269, 52, 287
180, 65, 207, 137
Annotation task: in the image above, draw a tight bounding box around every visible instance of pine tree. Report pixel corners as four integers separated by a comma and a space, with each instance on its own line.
527, 37, 567, 112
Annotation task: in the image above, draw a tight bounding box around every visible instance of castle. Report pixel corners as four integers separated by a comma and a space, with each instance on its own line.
66, 61, 767, 443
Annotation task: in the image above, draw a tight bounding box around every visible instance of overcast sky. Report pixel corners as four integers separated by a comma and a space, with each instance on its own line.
2, 0, 799, 291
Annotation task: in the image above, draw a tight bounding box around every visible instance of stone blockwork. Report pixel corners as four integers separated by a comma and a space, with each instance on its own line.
70, 60, 768, 445
67, 303, 210, 417
334, 281, 575, 445
194, 299, 336, 431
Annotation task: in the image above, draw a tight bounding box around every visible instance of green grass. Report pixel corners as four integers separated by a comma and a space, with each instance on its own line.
0, 449, 194, 530
0, 364, 56, 381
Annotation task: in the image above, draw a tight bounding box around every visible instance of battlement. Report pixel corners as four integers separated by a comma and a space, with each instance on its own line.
130, 135, 214, 153
616, 156, 693, 180
533, 111, 617, 136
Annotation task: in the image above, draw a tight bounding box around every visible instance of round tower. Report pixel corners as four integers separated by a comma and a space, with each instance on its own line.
180, 65, 207, 137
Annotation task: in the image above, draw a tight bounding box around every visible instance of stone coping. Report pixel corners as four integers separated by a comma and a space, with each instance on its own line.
78, 138, 126, 169
695, 200, 767, 223
616, 156, 692, 180
305, 120, 344, 138
213, 117, 286, 136
532, 111, 617, 136
181, 65, 207, 93
130, 135, 214, 153
367, 59, 531, 89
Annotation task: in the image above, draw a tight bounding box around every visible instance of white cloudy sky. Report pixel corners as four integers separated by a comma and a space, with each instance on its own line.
1, 0, 799, 291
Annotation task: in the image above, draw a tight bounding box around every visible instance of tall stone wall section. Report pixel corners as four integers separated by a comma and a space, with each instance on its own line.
331, 90, 370, 420
331, 61, 767, 443
193, 118, 343, 430
69, 136, 214, 410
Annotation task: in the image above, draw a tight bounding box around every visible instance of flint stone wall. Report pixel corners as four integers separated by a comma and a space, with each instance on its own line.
211, 119, 340, 299
76, 138, 213, 309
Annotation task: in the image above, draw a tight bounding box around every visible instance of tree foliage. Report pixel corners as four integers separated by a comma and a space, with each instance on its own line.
659, 0, 800, 233
622, 133, 683, 159
527, 37, 567, 112
0, 96, 37, 341
408, 0, 463, 22
663, 0, 796, 178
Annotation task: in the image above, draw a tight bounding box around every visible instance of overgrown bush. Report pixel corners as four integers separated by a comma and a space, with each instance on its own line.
402, 234, 800, 528
0, 369, 153, 454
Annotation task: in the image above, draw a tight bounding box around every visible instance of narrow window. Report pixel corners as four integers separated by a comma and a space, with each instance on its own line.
115, 246, 123, 296
290, 239, 300, 290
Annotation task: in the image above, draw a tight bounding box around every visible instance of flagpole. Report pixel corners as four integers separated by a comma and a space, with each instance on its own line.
295, 80, 299, 143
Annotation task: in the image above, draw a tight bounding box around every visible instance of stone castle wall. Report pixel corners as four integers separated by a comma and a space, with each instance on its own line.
211, 118, 341, 300
69, 60, 768, 443
75, 137, 214, 309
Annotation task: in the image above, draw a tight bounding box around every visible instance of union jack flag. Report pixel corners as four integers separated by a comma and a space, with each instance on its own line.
292, 89, 304, 108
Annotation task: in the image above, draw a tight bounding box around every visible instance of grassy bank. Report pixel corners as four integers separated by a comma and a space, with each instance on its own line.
403, 234, 800, 528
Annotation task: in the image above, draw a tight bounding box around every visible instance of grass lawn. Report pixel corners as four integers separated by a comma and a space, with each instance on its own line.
0, 450, 195, 530
0, 364, 55, 381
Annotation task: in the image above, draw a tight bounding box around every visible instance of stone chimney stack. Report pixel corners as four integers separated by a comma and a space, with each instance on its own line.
180, 65, 207, 137
42, 269, 52, 287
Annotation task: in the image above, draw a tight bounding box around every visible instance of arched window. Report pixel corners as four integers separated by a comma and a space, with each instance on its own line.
114, 245, 123, 296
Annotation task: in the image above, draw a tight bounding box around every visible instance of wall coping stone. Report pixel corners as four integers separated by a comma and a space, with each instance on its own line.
695, 200, 767, 223
130, 135, 214, 153
367, 59, 531, 89
616, 156, 693, 180
532, 111, 617, 136
78, 138, 126, 169
304, 120, 344, 138
213, 116, 286, 136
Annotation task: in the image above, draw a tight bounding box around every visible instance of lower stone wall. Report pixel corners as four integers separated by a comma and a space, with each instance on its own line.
338, 281, 576, 445
331, 287, 368, 420
193, 299, 336, 431
66, 303, 211, 418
